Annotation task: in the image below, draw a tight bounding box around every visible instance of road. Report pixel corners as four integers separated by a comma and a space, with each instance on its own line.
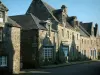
20, 61, 100, 75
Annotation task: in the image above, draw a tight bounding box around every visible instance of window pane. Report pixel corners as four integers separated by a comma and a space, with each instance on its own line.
0, 56, 7, 67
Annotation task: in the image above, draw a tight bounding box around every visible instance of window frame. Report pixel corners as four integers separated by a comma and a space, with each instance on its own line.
43, 47, 53, 60
0, 56, 7, 67
62, 46, 69, 57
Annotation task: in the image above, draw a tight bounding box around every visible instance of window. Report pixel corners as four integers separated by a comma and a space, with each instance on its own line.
0, 29, 2, 41
72, 32, 74, 39
94, 50, 96, 58
91, 40, 92, 45
84, 50, 86, 55
88, 40, 89, 44
43, 47, 53, 60
84, 40, 86, 44
48, 24, 51, 37
67, 31, 69, 39
0, 56, 7, 67
62, 47, 69, 57
81, 50, 84, 55
77, 34, 78, 40
62, 29, 64, 37
0, 12, 3, 18
82, 39, 83, 44
91, 50, 93, 56
70, 33, 71, 39
94, 40, 95, 44
0, 11, 3, 23
77, 46, 79, 50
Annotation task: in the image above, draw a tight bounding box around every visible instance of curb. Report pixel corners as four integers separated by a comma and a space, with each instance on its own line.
40, 60, 98, 69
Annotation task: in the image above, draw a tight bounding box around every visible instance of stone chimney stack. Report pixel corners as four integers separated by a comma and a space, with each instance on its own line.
71, 16, 77, 27
95, 23, 98, 29
80, 22, 83, 25
75, 21, 79, 26
61, 5, 67, 14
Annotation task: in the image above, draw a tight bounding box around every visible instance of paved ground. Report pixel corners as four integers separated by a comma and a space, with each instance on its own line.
20, 61, 100, 75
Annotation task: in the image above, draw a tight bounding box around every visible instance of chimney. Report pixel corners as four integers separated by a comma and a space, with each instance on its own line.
71, 16, 77, 27
80, 22, 83, 25
61, 5, 67, 14
75, 21, 79, 26
95, 23, 98, 29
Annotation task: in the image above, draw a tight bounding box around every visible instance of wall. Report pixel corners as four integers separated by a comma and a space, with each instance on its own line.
58, 24, 80, 61
11, 27, 20, 74
3, 26, 20, 74
38, 29, 57, 65
80, 35, 98, 60
21, 29, 38, 68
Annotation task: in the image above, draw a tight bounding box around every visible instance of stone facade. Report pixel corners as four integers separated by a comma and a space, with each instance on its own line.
21, 29, 38, 68
0, 0, 100, 74
11, 27, 20, 74
0, 1, 21, 74
1, 24, 20, 74
39, 29, 57, 65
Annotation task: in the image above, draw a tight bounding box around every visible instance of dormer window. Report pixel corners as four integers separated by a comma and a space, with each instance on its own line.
0, 11, 3, 23
46, 19, 52, 37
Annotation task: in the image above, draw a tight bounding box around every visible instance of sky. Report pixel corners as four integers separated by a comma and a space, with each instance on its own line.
1, 0, 100, 29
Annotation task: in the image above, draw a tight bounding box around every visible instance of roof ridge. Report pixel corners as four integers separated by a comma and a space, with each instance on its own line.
7, 17, 21, 28
79, 25, 90, 36
30, 13, 46, 30
42, 0, 59, 22
30, 13, 39, 29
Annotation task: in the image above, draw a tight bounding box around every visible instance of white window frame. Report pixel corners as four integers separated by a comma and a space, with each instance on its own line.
0, 56, 7, 67
43, 47, 53, 59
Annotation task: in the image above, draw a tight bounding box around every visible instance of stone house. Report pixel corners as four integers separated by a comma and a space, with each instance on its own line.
10, 13, 57, 68
0, 0, 99, 74
0, 1, 21, 74
10, 0, 99, 68
25, 0, 81, 62
80, 22, 99, 60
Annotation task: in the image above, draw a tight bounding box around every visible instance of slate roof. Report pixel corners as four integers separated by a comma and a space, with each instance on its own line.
42, 1, 55, 13
80, 22, 92, 35
79, 25, 90, 37
53, 9, 63, 21
65, 22, 74, 29
6, 17, 21, 28
9, 14, 46, 30
26, 0, 58, 22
